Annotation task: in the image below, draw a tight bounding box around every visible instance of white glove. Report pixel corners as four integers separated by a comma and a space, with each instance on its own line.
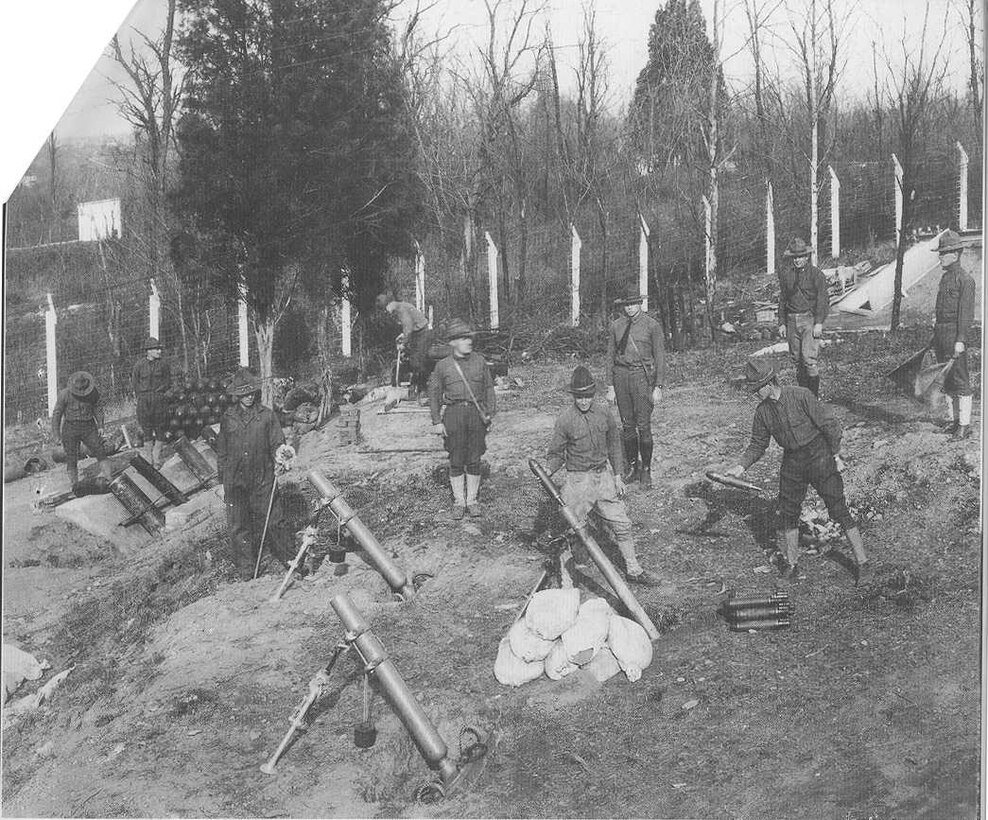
724, 464, 745, 477
606, 386, 616, 403
651, 386, 663, 404
812, 323, 823, 339
954, 341, 965, 355
778, 324, 787, 340
834, 454, 846, 473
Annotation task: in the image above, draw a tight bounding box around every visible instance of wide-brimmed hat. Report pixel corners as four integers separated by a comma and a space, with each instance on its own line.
783, 237, 812, 258
68, 370, 96, 398
229, 367, 261, 397
744, 359, 777, 393
568, 365, 597, 396
143, 336, 162, 350
446, 318, 475, 340
613, 282, 645, 306
935, 230, 965, 254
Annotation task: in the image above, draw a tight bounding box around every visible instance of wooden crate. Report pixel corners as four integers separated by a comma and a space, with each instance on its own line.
337, 405, 361, 445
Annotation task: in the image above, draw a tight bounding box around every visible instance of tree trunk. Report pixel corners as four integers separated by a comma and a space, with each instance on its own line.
890, 172, 914, 332
254, 315, 277, 406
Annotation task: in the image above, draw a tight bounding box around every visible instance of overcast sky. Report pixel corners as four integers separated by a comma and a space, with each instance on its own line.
0, 0, 978, 200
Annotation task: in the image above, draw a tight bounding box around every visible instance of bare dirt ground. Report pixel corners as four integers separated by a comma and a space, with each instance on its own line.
2, 326, 982, 819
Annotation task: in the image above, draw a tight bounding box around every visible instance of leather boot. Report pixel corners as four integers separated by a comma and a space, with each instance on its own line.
622, 437, 640, 483
639, 439, 654, 490
808, 375, 820, 397
795, 365, 808, 388
780, 528, 801, 580
846, 526, 872, 584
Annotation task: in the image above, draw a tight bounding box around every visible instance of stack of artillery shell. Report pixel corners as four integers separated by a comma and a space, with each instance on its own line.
720, 591, 792, 632
338, 405, 361, 445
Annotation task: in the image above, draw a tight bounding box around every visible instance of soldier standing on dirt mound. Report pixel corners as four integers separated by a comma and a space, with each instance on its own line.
777, 237, 829, 397
428, 319, 496, 520
51, 370, 113, 488
723, 359, 873, 585
546, 365, 661, 586
215, 368, 295, 579
131, 336, 171, 468
604, 282, 666, 491
931, 230, 976, 441
376, 291, 435, 399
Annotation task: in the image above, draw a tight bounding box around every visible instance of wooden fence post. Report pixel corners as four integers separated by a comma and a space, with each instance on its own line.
766, 181, 775, 275
45, 293, 58, 417
957, 141, 969, 232
829, 166, 840, 259
485, 230, 499, 330
892, 153, 904, 247
149, 278, 161, 339
570, 223, 581, 326
638, 214, 650, 313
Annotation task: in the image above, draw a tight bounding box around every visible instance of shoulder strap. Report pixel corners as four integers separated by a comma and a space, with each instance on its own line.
451, 356, 490, 423
616, 317, 634, 355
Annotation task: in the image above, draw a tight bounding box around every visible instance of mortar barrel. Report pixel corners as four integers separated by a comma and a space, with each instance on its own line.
331, 594, 454, 779
309, 470, 412, 596
109, 473, 164, 534
129, 454, 187, 506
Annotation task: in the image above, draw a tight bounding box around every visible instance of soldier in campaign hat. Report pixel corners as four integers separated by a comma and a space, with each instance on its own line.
544, 365, 661, 585
722, 359, 872, 585
131, 336, 171, 468
604, 282, 666, 490
428, 319, 496, 519
931, 230, 976, 441
777, 237, 829, 397
51, 370, 112, 487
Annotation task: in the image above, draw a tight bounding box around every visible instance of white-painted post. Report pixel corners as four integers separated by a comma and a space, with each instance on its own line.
892, 153, 904, 247
427, 305, 434, 330
570, 223, 582, 326
638, 214, 650, 313
766, 182, 776, 275
414, 240, 425, 312
485, 230, 499, 330
149, 278, 161, 339
44, 293, 58, 417
702, 195, 713, 285
957, 141, 969, 232
341, 271, 352, 358
237, 285, 250, 367
828, 165, 841, 259
809, 159, 818, 266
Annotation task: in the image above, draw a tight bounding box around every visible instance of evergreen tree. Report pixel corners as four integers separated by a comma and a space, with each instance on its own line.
173, 0, 424, 389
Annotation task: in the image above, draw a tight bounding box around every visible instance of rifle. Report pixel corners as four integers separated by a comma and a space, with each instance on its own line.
528, 458, 659, 640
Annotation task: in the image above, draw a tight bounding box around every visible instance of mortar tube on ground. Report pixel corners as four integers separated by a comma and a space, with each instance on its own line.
728, 617, 791, 632
129, 453, 188, 506
308, 470, 413, 598
330, 593, 457, 784
528, 459, 660, 641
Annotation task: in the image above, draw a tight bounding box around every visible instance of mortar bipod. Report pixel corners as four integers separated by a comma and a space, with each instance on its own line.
259, 640, 352, 774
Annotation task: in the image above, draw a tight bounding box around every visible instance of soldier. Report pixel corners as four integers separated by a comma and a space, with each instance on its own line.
605, 282, 666, 490
215, 368, 295, 579
723, 359, 872, 584
131, 336, 171, 468
931, 230, 976, 441
51, 370, 112, 487
777, 237, 829, 397
428, 318, 495, 519
376, 291, 434, 398
546, 365, 660, 586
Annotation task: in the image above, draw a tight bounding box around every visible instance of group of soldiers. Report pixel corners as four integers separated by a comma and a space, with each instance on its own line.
49, 229, 975, 587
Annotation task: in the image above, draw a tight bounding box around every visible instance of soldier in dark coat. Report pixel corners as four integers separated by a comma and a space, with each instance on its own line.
428, 318, 495, 519
931, 230, 976, 441
605, 282, 666, 490
215, 368, 294, 579
51, 370, 112, 487
724, 359, 872, 585
777, 237, 829, 397
377, 291, 435, 399
131, 336, 171, 467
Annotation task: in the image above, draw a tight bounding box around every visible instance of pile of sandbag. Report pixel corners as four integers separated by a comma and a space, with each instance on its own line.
494, 589, 653, 687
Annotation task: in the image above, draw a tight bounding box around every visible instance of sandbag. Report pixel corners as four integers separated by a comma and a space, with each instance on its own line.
2, 645, 47, 704
493, 637, 544, 687
560, 597, 612, 666
583, 646, 622, 683
507, 619, 555, 663
607, 613, 654, 683
544, 640, 579, 681
525, 588, 580, 640
3, 464, 26, 484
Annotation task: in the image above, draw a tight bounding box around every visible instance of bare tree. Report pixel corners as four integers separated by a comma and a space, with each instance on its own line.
955, 0, 984, 144
743, 0, 784, 176
883, 2, 949, 331
109, 0, 189, 369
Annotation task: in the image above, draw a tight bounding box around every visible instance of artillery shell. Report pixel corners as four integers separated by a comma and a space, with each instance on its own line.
729, 617, 791, 632
724, 591, 789, 608
723, 604, 792, 621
